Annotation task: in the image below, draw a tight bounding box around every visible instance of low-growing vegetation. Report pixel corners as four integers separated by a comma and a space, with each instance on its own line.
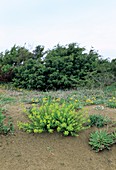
89, 130, 116, 152
0, 84, 116, 155
0, 94, 15, 106
18, 102, 90, 136
0, 108, 14, 135
88, 114, 111, 128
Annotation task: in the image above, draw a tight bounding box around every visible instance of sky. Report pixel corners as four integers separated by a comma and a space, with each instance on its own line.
0, 0, 116, 60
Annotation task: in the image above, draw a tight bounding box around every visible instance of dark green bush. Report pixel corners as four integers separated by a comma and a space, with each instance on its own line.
0, 43, 115, 90
13, 59, 46, 90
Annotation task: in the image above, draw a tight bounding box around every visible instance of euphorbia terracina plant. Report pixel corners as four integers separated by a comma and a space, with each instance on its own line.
18, 102, 90, 136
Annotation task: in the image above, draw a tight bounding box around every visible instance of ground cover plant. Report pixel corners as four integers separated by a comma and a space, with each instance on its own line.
0, 94, 15, 106
88, 114, 111, 128
0, 84, 116, 170
89, 130, 116, 152
19, 85, 116, 109
0, 84, 116, 138
106, 97, 116, 108
0, 108, 14, 134
18, 102, 90, 136
0, 83, 116, 108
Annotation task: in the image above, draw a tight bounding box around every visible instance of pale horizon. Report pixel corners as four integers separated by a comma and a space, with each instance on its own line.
0, 0, 116, 60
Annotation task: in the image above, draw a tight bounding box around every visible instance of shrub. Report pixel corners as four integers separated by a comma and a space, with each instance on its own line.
0, 108, 14, 134
13, 58, 46, 90
1, 43, 116, 90
0, 64, 14, 82
88, 114, 110, 128
18, 102, 90, 136
89, 130, 115, 152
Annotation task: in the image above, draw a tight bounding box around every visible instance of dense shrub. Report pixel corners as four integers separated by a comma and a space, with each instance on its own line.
0, 43, 115, 90
13, 59, 46, 90
0, 64, 14, 82
0, 45, 33, 82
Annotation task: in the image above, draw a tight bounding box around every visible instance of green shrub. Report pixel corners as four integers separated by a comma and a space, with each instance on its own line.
0, 108, 14, 134
88, 114, 110, 128
13, 59, 46, 90
18, 102, 90, 136
1, 43, 116, 90
89, 130, 114, 152
0, 64, 14, 82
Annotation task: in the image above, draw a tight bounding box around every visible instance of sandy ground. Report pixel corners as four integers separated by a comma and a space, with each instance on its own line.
0, 90, 116, 170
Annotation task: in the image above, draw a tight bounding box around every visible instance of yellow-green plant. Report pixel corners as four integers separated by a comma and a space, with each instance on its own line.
18, 102, 90, 136
106, 97, 116, 108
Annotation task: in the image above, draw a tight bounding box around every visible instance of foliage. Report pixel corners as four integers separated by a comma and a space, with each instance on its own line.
1, 82, 115, 109
18, 102, 90, 136
13, 59, 46, 90
0, 94, 15, 106
86, 58, 115, 88
111, 131, 116, 142
0, 45, 45, 85
89, 130, 115, 152
88, 114, 110, 128
111, 59, 116, 77
0, 45, 33, 82
44, 44, 101, 89
0, 43, 115, 90
106, 97, 116, 108
30, 96, 83, 110
0, 108, 14, 134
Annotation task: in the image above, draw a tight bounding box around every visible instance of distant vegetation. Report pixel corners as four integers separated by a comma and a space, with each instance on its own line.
0, 43, 116, 90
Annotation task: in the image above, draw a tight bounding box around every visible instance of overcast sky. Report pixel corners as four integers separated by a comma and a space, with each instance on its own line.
0, 0, 116, 60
